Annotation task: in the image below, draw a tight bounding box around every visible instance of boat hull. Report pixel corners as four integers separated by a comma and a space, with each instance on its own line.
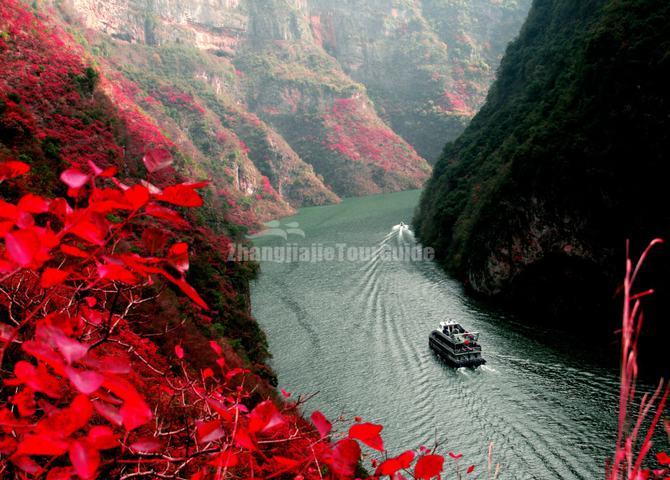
429, 331, 486, 368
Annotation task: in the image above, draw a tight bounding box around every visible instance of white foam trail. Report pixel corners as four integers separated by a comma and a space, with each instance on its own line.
391, 224, 414, 237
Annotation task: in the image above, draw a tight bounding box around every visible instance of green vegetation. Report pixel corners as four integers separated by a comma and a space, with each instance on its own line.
415, 0, 670, 331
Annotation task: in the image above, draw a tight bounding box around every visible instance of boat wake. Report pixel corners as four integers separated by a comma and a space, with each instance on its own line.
251, 199, 642, 479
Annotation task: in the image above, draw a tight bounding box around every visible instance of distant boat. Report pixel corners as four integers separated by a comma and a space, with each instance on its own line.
429, 320, 486, 368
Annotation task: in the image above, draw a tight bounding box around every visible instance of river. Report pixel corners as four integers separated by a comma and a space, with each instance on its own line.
250, 189, 666, 479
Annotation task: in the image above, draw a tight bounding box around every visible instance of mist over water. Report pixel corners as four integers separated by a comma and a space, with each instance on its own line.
251, 190, 667, 479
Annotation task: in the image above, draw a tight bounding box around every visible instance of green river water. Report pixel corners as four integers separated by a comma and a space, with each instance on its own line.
250, 189, 667, 479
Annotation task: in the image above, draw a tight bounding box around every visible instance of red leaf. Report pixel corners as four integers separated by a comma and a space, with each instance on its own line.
234, 428, 257, 451
37, 395, 93, 437
97, 263, 138, 285
65, 367, 103, 394
93, 401, 123, 427
0, 199, 19, 221
156, 183, 206, 207
41, 268, 70, 288
467, 465, 475, 474
143, 148, 173, 173
175, 344, 185, 359
18, 193, 49, 213
168, 242, 189, 273
124, 184, 150, 210
100, 166, 117, 177
209, 340, 223, 356
206, 398, 234, 422
119, 399, 153, 431
311, 411, 332, 438
657, 452, 670, 466
61, 244, 89, 258
69, 440, 99, 479
197, 420, 226, 444
248, 400, 285, 434
87, 161, 117, 178
376, 450, 415, 476
129, 438, 162, 453
280, 388, 291, 398
0, 160, 30, 181
87, 426, 118, 450
414, 455, 444, 479
15, 434, 69, 456
60, 168, 90, 189
14, 361, 60, 398
5, 229, 40, 266
330, 438, 361, 477
208, 450, 239, 468
12, 388, 36, 417
171, 276, 209, 310
144, 203, 189, 228
11, 455, 41, 475
0, 221, 15, 238
349, 422, 384, 451
69, 215, 108, 245
41, 326, 89, 363
103, 376, 152, 430
448, 451, 463, 459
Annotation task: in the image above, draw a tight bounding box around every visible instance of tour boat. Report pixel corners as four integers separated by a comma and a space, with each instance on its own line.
429, 320, 486, 368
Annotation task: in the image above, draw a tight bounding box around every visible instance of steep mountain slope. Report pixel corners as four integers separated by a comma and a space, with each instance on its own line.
308, 0, 531, 161
53, 0, 530, 197
235, 0, 432, 197
57, 0, 339, 209
414, 0, 670, 337
57, 0, 431, 199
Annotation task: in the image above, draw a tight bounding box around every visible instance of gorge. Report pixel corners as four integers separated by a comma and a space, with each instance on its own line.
1, 0, 669, 479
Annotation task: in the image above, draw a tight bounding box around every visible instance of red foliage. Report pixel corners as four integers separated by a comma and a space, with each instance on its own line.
0, 8, 457, 465
153, 86, 206, 114
443, 92, 470, 114
0, 161, 468, 479
348, 423, 384, 452
607, 240, 669, 480
322, 97, 428, 181
0, 6, 125, 170
414, 454, 444, 479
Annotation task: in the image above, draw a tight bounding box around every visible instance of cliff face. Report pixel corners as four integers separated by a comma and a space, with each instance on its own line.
54, 0, 530, 201
308, 0, 531, 161
414, 0, 670, 335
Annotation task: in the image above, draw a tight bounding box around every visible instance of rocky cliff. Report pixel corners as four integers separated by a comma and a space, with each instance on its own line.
52, 0, 530, 203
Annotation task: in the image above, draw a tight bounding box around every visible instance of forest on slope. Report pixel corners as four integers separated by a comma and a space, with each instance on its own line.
51, 0, 529, 204
414, 0, 670, 365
